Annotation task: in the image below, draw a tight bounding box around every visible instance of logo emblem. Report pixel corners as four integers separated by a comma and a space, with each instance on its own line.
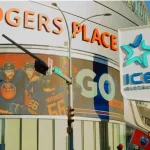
1, 83, 16, 100
140, 136, 149, 146
121, 34, 150, 67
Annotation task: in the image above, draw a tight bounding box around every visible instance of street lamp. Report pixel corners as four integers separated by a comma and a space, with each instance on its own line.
51, 2, 112, 150
51, 2, 73, 108
51, 2, 112, 108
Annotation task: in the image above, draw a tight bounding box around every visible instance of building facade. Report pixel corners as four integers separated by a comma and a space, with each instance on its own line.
0, 1, 149, 150
123, 0, 150, 24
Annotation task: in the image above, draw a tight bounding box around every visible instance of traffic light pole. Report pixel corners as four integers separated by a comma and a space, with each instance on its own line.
2, 34, 74, 150
2, 34, 72, 84
53, 5, 74, 150
67, 106, 74, 150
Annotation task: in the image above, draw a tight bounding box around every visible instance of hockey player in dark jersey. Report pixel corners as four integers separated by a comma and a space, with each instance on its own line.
21, 75, 67, 115
24, 62, 41, 106
39, 75, 67, 115
0, 62, 25, 114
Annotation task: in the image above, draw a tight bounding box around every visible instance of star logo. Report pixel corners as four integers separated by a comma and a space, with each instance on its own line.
121, 34, 150, 68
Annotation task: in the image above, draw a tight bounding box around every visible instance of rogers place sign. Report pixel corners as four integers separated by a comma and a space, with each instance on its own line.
0, 7, 118, 51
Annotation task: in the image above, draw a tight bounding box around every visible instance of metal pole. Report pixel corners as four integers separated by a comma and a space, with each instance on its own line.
52, 3, 73, 107
52, 3, 74, 150
53, 4, 111, 109
68, 13, 112, 109
52, 6, 112, 150
67, 13, 112, 150
33, 3, 111, 150
2, 34, 43, 62
68, 13, 112, 106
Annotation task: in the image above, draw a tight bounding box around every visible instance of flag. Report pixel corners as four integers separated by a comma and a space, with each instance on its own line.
131, 129, 150, 150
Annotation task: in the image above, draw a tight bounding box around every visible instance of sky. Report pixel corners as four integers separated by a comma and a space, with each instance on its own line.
145, 1, 150, 12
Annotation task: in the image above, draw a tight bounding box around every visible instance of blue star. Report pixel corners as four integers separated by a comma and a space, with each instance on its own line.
121, 34, 150, 68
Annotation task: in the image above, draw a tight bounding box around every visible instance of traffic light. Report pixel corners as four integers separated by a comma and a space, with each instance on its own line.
67, 105, 74, 134
147, 131, 150, 138
34, 60, 48, 75
2, 34, 72, 83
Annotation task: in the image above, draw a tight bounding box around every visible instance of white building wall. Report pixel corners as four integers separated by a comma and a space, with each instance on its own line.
0, 118, 126, 150
0, 1, 146, 64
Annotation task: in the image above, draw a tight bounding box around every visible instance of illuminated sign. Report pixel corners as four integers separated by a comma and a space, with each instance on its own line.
122, 35, 150, 89
119, 25, 150, 101
125, 72, 150, 85
121, 34, 150, 67
72, 22, 118, 51
0, 8, 63, 34
0, 7, 118, 51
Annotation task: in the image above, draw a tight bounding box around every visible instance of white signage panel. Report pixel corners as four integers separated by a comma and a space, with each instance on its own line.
119, 25, 150, 101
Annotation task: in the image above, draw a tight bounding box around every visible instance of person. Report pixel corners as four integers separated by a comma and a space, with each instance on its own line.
21, 75, 67, 115
0, 62, 25, 114
24, 62, 41, 106
21, 75, 53, 115
39, 75, 67, 115
117, 143, 124, 150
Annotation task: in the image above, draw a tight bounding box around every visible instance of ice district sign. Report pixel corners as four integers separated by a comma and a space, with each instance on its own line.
119, 25, 150, 101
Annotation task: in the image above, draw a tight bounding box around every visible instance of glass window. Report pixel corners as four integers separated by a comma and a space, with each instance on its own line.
5, 119, 20, 150
83, 121, 94, 150
95, 122, 101, 150
144, 9, 146, 23
97, 122, 126, 150
135, 2, 138, 14
73, 120, 82, 150
138, 1, 140, 16
145, 12, 148, 24
99, 122, 106, 150
22, 119, 37, 150
132, 1, 135, 11
120, 124, 126, 150
140, 3, 143, 16
108, 123, 113, 150
55, 120, 67, 150
0, 119, 5, 145
113, 124, 120, 149
38, 119, 54, 150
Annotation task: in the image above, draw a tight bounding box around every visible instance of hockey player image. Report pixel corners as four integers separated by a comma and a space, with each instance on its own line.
24, 62, 40, 82
39, 76, 67, 115
0, 62, 25, 114
24, 62, 41, 106
21, 75, 66, 115
40, 76, 67, 115
21, 75, 54, 115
